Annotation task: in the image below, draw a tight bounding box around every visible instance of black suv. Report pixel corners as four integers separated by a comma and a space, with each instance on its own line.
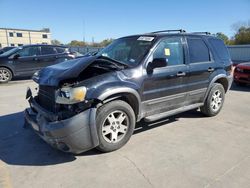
0, 44, 76, 83
25, 30, 233, 154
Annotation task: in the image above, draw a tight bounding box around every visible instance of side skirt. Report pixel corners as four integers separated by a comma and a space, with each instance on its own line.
144, 103, 203, 122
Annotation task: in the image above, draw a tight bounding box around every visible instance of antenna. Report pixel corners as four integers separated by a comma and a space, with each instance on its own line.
82, 19, 85, 43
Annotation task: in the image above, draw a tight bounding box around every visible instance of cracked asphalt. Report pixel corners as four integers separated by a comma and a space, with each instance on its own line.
0, 80, 250, 188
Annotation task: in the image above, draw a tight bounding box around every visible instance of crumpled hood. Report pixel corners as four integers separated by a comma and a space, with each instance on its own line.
36, 56, 96, 86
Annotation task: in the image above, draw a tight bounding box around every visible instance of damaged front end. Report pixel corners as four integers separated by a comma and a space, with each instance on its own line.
24, 56, 125, 153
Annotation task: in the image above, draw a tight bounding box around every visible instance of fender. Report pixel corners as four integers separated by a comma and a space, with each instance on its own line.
203, 74, 232, 102
90, 85, 142, 121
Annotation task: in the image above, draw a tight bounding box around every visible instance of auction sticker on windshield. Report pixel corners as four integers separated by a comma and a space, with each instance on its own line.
137, 36, 154, 41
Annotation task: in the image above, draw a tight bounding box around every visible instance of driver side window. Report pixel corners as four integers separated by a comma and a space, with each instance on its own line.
153, 37, 184, 66
18, 47, 39, 57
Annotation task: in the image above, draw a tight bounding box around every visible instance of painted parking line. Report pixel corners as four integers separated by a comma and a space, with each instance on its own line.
0, 161, 12, 188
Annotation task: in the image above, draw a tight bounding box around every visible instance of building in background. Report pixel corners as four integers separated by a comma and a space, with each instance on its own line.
0, 28, 51, 48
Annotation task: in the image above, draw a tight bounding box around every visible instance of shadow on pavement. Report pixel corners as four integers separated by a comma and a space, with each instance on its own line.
0, 112, 76, 166
230, 82, 250, 92
0, 109, 206, 160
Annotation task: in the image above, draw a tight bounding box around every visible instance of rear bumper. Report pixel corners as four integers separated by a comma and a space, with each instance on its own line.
24, 97, 99, 154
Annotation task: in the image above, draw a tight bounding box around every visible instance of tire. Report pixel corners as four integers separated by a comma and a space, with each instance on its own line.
0, 67, 12, 83
96, 100, 136, 152
200, 83, 225, 117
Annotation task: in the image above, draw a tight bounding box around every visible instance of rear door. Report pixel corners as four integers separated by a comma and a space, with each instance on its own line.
185, 36, 215, 105
39, 46, 58, 68
142, 37, 189, 116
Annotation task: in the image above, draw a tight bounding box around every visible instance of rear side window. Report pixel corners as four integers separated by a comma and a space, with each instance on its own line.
55, 47, 66, 53
187, 38, 210, 63
209, 38, 230, 60
41, 46, 57, 55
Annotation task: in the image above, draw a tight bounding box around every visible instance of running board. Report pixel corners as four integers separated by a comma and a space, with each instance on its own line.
144, 103, 203, 122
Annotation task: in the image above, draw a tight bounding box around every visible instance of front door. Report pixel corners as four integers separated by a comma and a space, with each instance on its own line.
142, 37, 189, 116
13, 46, 40, 76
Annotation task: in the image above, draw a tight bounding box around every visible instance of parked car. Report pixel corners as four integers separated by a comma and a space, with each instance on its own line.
25, 30, 233, 154
0, 46, 16, 55
234, 62, 250, 86
0, 44, 77, 83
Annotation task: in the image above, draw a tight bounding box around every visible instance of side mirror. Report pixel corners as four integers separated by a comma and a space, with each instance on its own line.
12, 54, 20, 59
149, 58, 167, 69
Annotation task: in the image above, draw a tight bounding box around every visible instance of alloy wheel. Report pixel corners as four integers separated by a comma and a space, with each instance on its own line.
0, 69, 11, 82
210, 90, 223, 112
101, 110, 129, 143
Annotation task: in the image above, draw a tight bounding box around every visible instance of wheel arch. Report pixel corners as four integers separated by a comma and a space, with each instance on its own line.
0, 66, 14, 76
96, 87, 142, 121
203, 74, 230, 103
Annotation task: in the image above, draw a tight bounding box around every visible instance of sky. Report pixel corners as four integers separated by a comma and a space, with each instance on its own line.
0, 0, 249, 43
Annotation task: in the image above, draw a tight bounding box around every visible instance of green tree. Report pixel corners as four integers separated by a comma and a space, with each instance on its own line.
216, 32, 229, 44
234, 26, 250, 45
68, 40, 86, 46
51, 39, 62, 45
99, 38, 114, 47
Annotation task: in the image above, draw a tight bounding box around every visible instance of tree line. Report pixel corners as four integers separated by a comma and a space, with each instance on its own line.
52, 21, 250, 47
51, 38, 114, 47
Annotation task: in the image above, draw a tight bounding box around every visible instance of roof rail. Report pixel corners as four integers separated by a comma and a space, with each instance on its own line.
190, 32, 211, 35
149, 29, 186, 34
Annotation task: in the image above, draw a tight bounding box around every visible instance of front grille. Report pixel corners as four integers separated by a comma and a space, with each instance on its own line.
38, 86, 57, 112
243, 69, 250, 74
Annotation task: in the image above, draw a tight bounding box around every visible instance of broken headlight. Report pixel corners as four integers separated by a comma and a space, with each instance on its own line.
56, 86, 87, 104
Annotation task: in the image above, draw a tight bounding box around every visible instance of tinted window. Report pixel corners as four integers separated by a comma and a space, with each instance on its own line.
18, 47, 39, 57
153, 37, 184, 66
42, 34, 48, 38
187, 38, 210, 63
55, 47, 66, 53
9, 32, 14, 37
16, 33, 22, 37
99, 36, 153, 66
41, 46, 56, 55
209, 38, 230, 60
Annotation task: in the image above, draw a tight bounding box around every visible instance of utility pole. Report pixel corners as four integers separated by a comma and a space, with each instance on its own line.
82, 19, 85, 43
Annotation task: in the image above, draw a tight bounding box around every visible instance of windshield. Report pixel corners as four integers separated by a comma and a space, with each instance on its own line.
98, 36, 155, 66
0, 47, 19, 56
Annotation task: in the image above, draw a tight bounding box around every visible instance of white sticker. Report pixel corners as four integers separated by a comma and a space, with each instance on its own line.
137, 36, 154, 41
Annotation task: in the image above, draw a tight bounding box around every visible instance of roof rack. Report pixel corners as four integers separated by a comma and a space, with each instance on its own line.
190, 32, 211, 35
150, 29, 186, 34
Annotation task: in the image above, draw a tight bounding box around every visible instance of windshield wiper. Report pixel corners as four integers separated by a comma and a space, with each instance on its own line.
97, 55, 130, 68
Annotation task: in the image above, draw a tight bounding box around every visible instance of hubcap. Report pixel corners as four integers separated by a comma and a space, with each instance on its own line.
210, 90, 223, 112
0, 69, 10, 82
101, 110, 129, 143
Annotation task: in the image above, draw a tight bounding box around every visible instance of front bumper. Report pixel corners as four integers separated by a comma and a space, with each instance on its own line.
234, 71, 250, 84
24, 96, 99, 154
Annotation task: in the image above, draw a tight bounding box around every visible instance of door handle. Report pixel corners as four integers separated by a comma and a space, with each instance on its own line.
207, 67, 214, 72
176, 72, 186, 77
33, 57, 39, 61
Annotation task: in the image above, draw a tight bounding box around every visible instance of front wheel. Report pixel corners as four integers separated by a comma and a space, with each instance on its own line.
96, 100, 135, 152
0, 67, 12, 83
200, 83, 225, 117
